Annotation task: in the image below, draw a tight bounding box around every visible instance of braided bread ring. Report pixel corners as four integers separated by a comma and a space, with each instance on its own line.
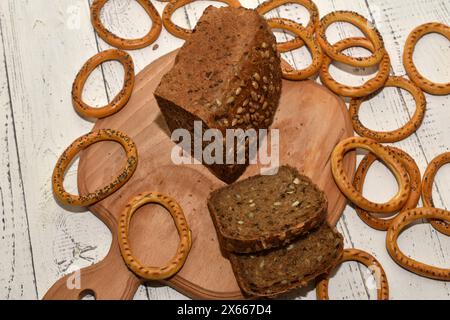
52, 129, 138, 207
403, 23, 450, 95
90, 0, 162, 50
118, 192, 192, 280
267, 18, 322, 80
422, 152, 450, 236
331, 137, 411, 213
162, 0, 241, 40
256, 0, 319, 53
319, 37, 390, 98
316, 248, 389, 300
353, 147, 421, 231
349, 76, 426, 143
72, 49, 135, 119
386, 208, 450, 280
317, 11, 386, 68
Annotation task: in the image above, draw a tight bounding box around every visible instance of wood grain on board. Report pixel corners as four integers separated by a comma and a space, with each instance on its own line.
0, 0, 449, 299
43, 50, 354, 299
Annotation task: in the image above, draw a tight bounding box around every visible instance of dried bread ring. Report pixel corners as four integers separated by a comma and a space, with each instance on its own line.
316, 248, 389, 300
319, 37, 391, 98
349, 76, 426, 143
118, 192, 192, 280
162, 0, 241, 40
256, 0, 319, 53
90, 0, 162, 50
403, 23, 450, 95
331, 137, 411, 213
353, 147, 421, 231
422, 152, 450, 236
72, 49, 135, 119
386, 208, 450, 280
52, 129, 138, 207
267, 18, 322, 80
317, 11, 386, 68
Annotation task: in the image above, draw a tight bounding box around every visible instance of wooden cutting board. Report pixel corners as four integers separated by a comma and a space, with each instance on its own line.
44, 50, 355, 300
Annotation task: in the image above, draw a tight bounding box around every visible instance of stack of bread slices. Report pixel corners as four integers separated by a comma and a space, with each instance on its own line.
207, 165, 344, 297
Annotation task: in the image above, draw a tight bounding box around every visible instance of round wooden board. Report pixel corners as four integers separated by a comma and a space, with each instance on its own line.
44, 50, 355, 300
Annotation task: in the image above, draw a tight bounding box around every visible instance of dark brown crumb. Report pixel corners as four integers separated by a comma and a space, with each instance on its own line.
207, 165, 327, 253
229, 223, 344, 297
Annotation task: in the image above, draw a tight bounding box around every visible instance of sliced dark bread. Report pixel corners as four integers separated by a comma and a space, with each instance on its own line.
228, 223, 344, 298
207, 165, 327, 253
154, 6, 282, 184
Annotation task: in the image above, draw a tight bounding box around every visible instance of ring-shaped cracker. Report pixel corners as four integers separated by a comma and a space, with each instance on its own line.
319, 37, 390, 98
162, 0, 241, 40
90, 0, 162, 50
118, 192, 192, 280
422, 152, 450, 236
52, 129, 138, 206
317, 11, 386, 68
386, 208, 450, 280
353, 147, 421, 230
267, 18, 322, 80
403, 22, 450, 95
316, 248, 389, 300
256, 0, 319, 53
331, 137, 411, 213
72, 49, 135, 119
349, 76, 426, 143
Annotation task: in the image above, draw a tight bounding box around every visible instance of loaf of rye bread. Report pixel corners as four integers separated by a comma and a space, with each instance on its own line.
207, 166, 327, 253
154, 6, 282, 184
229, 223, 344, 297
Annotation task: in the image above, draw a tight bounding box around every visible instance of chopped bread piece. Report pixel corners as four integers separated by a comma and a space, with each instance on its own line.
229, 223, 344, 297
154, 6, 282, 183
207, 166, 327, 253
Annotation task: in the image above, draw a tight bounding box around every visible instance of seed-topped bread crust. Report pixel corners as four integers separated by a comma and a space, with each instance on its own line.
207, 165, 327, 253
229, 223, 344, 297
154, 6, 282, 184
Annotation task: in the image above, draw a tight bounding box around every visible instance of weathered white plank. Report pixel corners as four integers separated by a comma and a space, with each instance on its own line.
0, 0, 113, 298
0, 14, 37, 300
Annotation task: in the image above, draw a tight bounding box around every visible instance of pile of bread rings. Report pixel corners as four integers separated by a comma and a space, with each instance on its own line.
50, 0, 449, 299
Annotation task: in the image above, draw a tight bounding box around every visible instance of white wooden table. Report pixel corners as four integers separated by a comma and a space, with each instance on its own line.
0, 0, 449, 300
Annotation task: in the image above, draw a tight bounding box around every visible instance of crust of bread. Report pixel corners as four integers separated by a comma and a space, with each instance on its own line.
154, 6, 282, 184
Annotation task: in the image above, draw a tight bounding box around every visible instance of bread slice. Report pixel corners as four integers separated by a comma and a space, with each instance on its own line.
207, 165, 327, 253
154, 6, 282, 184
228, 223, 344, 298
